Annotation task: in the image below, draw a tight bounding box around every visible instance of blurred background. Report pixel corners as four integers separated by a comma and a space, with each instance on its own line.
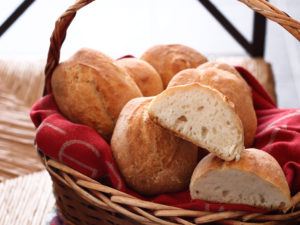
0, 0, 299, 107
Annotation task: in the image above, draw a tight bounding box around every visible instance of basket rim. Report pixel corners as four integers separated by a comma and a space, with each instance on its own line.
42, 153, 300, 225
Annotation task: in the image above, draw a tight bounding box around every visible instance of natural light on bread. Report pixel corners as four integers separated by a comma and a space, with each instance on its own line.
140, 44, 208, 88
148, 83, 244, 161
116, 57, 163, 97
197, 61, 241, 78
51, 48, 142, 140
190, 148, 291, 210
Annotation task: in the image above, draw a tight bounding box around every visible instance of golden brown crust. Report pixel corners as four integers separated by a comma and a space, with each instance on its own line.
197, 61, 241, 78
168, 68, 257, 147
190, 148, 291, 208
111, 97, 198, 196
140, 44, 208, 88
51, 48, 142, 140
215, 57, 277, 103
116, 58, 163, 96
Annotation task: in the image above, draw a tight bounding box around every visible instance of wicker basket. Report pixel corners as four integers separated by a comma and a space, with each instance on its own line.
41, 0, 300, 224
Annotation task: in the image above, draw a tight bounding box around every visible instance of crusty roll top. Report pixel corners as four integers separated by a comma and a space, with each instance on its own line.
51, 48, 142, 140
111, 97, 198, 196
116, 57, 163, 96
141, 44, 208, 88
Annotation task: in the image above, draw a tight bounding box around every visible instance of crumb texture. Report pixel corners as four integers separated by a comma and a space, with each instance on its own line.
191, 169, 289, 210
149, 84, 244, 161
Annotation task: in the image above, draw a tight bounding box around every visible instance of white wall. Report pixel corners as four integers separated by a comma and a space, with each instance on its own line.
0, 0, 299, 107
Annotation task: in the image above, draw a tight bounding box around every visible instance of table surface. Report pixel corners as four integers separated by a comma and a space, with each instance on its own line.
0, 58, 45, 182
0, 170, 55, 225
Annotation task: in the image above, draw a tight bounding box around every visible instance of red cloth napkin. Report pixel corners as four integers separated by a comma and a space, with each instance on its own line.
30, 66, 300, 213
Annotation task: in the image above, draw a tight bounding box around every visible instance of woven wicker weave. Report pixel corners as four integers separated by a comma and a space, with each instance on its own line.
45, 157, 300, 225
238, 0, 300, 41
40, 0, 300, 224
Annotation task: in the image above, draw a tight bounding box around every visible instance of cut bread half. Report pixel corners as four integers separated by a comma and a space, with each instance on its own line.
148, 83, 244, 161
190, 148, 291, 210
167, 68, 257, 148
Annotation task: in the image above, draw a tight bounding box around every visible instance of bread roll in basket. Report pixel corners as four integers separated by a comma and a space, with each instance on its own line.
32, 0, 300, 224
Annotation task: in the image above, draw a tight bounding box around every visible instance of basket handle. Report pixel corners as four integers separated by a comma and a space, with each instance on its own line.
44, 0, 300, 94
238, 0, 300, 41
44, 0, 94, 94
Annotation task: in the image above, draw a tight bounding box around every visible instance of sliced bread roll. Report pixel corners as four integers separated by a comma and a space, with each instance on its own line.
190, 148, 291, 210
116, 57, 163, 96
140, 44, 207, 88
148, 83, 244, 161
168, 68, 257, 148
111, 97, 198, 196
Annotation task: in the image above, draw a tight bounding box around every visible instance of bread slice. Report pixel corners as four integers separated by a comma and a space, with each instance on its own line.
190, 148, 291, 210
167, 68, 257, 148
148, 83, 244, 161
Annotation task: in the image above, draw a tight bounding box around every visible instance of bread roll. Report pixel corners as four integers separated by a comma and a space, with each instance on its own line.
116, 57, 163, 96
140, 44, 208, 88
168, 68, 257, 147
197, 61, 241, 78
190, 148, 291, 210
111, 97, 198, 196
148, 83, 244, 161
51, 48, 142, 140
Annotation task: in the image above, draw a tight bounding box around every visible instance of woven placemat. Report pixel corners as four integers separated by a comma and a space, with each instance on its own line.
0, 170, 55, 225
0, 58, 45, 181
